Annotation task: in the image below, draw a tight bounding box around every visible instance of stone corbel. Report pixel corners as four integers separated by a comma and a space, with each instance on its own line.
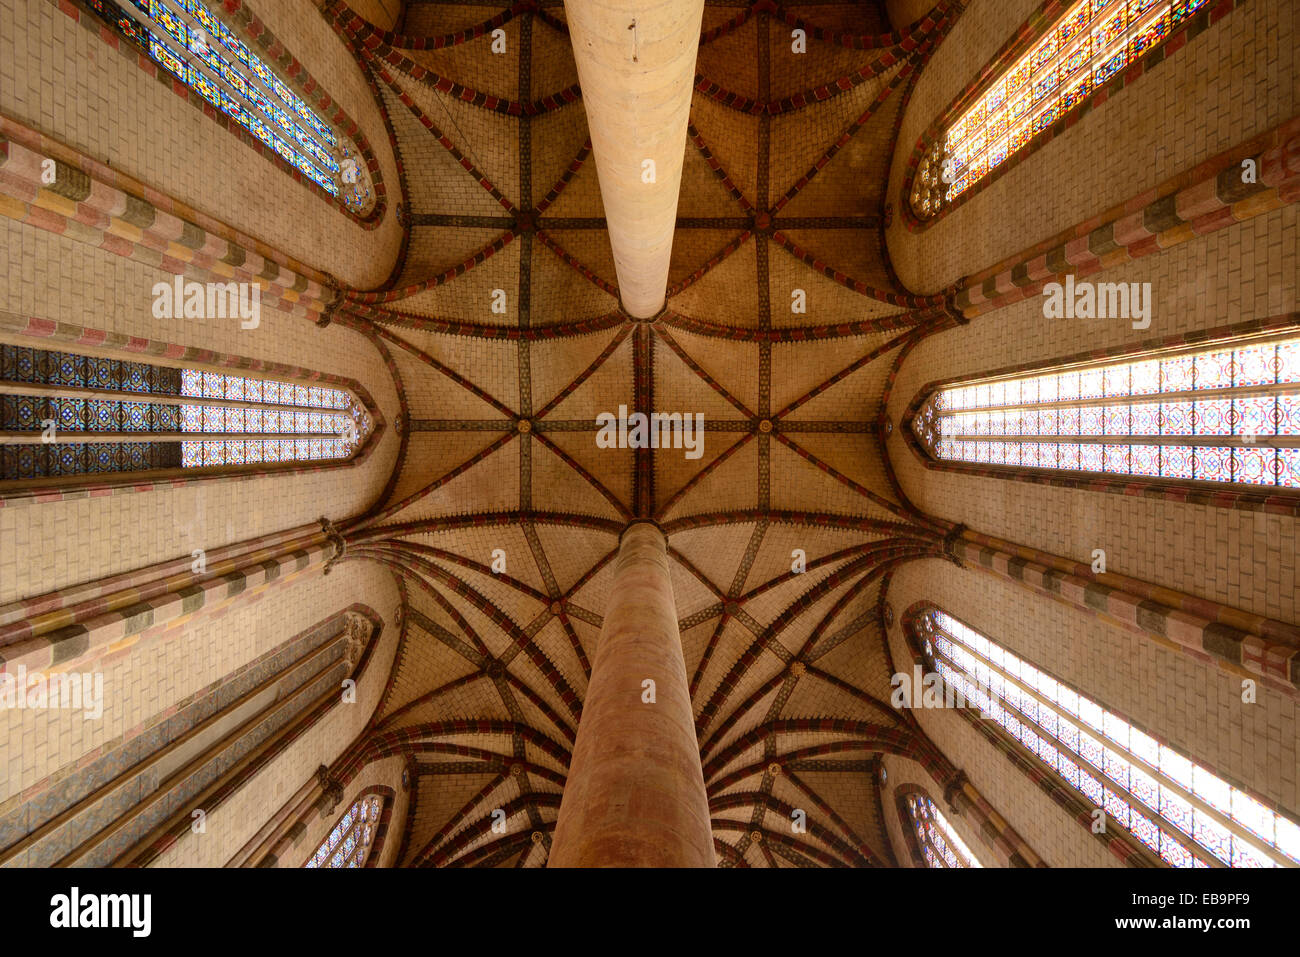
319, 516, 346, 575
941, 523, 967, 568
942, 768, 970, 817
942, 278, 970, 326
315, 273, 347, 328
342, 612, 370, 669
314, 764, 345, 817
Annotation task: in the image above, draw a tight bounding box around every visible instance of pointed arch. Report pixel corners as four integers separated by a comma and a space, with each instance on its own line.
894, 784, 983, 868
1, 341, 380, 494
902, 323, 1300, 508
304, 788, 395, 868
79, 0, 380, 218
903, 603, 1300, 868
0, 605, 383, 867
902, 0, 1230, 225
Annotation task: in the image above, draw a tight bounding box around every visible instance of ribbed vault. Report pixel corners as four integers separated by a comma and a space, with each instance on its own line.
319, 0, 964, 866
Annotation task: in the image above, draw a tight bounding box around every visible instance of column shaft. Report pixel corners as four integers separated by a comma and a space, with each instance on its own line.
562, 0, 706, 318
549, 523, 715, 866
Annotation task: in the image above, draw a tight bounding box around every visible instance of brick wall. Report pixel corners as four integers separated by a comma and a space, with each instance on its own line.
886, 557, 1298, 866
886, 201, 1298, 623
0, 559, 399, 822
0, 211, 403, 605
0, 0, 404, 289
148, 563, 402, 866
885, 0, 1293, 293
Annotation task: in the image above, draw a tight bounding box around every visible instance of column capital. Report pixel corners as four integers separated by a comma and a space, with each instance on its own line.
618, 519, 668, 547
943, 769, 971, 814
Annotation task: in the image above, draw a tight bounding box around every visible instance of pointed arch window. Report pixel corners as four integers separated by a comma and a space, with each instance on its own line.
1, 344, 372, 481
3, 607, 379, 867
903, 791, 983, 868
911, 333, 1300, 490
84, 0, 375, 214
306, 793, 385, 868
911, 0, 1212, 219
915, 607, 1300, 868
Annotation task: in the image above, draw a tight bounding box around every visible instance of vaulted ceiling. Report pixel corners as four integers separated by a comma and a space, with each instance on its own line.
324, 0, 963, 867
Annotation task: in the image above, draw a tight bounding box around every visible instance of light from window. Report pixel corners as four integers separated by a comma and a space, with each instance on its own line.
85, 0, 374, 213
912, 0, 1210, 217
178, 369, 370, 467
918, 608, 1300, 867
1, 345, 370, 479
905, 792, 983, 868
305, 794, 383, 868
913, 335, 1300, 488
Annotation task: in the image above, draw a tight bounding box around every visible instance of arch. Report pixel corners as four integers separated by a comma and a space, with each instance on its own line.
80, 0, 381, 220
0, 604, 383, 866
901, 0, 1226, 227
894, 783, 983, 868
903, 602, 1300, 868
304, 787, 396, 868
902, 323, 1300, 507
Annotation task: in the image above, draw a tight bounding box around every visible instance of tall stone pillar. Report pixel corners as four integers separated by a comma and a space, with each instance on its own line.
562, 0, 706, 318
549, 522, 715, 867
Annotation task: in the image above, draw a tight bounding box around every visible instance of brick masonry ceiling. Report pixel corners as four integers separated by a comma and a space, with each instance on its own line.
334, 0, 952, 866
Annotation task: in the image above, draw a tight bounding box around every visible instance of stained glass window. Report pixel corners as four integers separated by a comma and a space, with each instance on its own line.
1, 344, 371, 480
912, 334, 1300, 489
916, 608, 1300, 868
176, 368, 370, 468
83, 0, 374, 214
904, 792, 983, 868
305, 793, 384, 868
912, 0, 1210, 218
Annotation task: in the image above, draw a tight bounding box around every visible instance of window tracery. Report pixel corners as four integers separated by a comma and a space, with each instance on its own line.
912, 0, 1212, 219
915, 607, 1300, 868
85, 0, 375, 213
911, 334, 1300, 489
305, 793, 384, 868
1, 345, 372, 480
903, 791, 983, 868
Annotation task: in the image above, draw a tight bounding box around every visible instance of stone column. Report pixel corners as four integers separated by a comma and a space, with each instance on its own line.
562, 0, 706, 318
549, 522, 715, 866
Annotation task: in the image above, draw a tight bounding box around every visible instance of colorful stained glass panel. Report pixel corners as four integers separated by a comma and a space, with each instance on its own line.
932, 0, 1194, 209
922, 608, 1294, 868
926, 336, 1300, 491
